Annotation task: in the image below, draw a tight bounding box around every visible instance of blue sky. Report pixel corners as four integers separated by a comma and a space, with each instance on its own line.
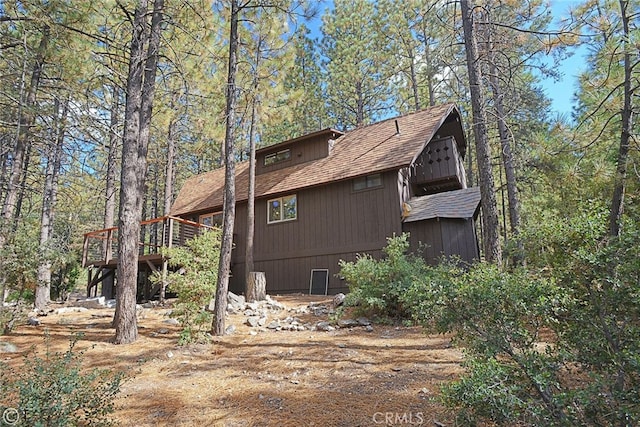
306, 0, 586, 119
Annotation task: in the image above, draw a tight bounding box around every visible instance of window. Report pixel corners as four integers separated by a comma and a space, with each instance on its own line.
353, 173, 383, 191
268, 194, 297, 224
199, 212, 222, 227
264, 149, 291, 166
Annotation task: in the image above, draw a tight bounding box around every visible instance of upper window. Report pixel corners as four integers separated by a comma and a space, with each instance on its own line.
268, 194, 297, 224
199, 212, 222, 227
264, 149, 291, 166
353, 173, 383, 191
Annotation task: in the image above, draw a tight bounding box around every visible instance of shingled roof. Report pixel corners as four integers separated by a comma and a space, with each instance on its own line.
403, 187, 481, 222
171, 103, 459, 216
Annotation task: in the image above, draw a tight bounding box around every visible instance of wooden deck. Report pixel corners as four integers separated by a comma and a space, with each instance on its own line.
82, 216, 211, 298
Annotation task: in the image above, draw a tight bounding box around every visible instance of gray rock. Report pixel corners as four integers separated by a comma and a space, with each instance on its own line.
357, 317, 372, 326
225, 325, 236, 335
243, 309, 256, 317
266, 321, 280, 330
227, 292, 246, 310
316, 321, 335, 332
337, 318, 360, 328
163, 318, 180, 325
157, 328, 170, 334
54, 307, 89, 315
27, 317, 40, 326
258, 317, 268, 326
246, 316, 260, 328
74, 296, 106, 309
0, 342, 17, 353
333, 293, 346, 307
365, 325, 374, 332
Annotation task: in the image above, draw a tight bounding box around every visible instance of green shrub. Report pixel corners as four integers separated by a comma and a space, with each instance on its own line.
153, 228, 221, 345
0, 303, 27, 335
338, 233, 428, 320
0, 333, 125, 426
407, 263, 569, 425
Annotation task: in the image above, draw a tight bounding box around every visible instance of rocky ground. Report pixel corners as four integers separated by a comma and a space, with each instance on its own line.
0, 294, 463, 426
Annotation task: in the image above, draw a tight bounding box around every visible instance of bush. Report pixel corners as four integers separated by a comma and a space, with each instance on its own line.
338, 233, 428, 320
406, 263, 569, 425
0, 333, 125, 426
410, 205, 640, 426
153, 229, 221, 345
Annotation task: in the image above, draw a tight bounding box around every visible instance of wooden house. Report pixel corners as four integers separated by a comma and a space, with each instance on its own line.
168, 103, 480, 295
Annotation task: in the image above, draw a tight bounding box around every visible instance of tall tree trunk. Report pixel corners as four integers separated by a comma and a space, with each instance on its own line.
104, 86, 120, 237
163, 115, 177, 216
212, 0, 240, 336
609, 0, 633, 237
114, 0, 164, 344
406, 42, 420, 111
245, 34, 263, 303
245, 97, 258, 302
486, 18, 523, 265
114, 1, 148, 344
0, 26, 49, 304
460, 0, 502, 264
160, 105, 177, 305
1, 26, 49, 228
35, 96, 68, 310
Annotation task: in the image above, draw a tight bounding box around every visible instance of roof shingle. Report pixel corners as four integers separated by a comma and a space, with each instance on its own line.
403, 187, 481, 222
171, 103, 457, 216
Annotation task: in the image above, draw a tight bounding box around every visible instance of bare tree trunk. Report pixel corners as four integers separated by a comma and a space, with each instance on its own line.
485, 17, 523, 265
1, 26, 49, 228
114, 0, 164, 344
35, 96, 68, 310
212, 0, 240, 336
355, 81, 364, 126
113, 1, 148, 344
105, 86, 120, 236
460, 0, 502, 264
245, 35, 263, 303
0, 27, 49, 305
609, 0, 633, 238
160, 104, 177, 305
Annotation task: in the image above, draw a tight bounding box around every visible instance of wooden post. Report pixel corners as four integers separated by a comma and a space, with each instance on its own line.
105, 229, 113, 263
82, 235, 90, 268
246, 271, 266, 302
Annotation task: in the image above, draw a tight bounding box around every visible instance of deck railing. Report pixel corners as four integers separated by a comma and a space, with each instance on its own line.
82, 216, 212, 267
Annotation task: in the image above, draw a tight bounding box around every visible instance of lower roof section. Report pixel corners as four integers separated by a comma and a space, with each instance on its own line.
403, 187, 481, 222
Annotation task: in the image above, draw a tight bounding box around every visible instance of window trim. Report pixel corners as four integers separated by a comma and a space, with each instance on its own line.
352, 173, 383, 192
198, 212, 223, 228
264, 148, 291, 166
267, 194, 297, 224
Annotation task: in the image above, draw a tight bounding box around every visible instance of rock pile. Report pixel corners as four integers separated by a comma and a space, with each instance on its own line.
221, 292, 372, 334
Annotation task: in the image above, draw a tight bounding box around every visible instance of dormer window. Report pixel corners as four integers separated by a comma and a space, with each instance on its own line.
264, 149, 291, 166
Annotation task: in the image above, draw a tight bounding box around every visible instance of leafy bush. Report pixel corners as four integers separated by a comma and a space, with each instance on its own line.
410, 204, 640, 426
154, 229, 221, 344
406, 262, 568, 425
0, 303, 27, 335
338, 233, 428, 320
0, 333, 125, 426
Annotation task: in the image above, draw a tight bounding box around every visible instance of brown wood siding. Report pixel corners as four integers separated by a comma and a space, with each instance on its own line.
256, 134, 331, 175
404, 217, 479, 265
228, 171, 402, 294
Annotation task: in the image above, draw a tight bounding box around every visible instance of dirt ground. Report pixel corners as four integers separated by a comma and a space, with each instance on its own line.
0, 295, 463, 426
